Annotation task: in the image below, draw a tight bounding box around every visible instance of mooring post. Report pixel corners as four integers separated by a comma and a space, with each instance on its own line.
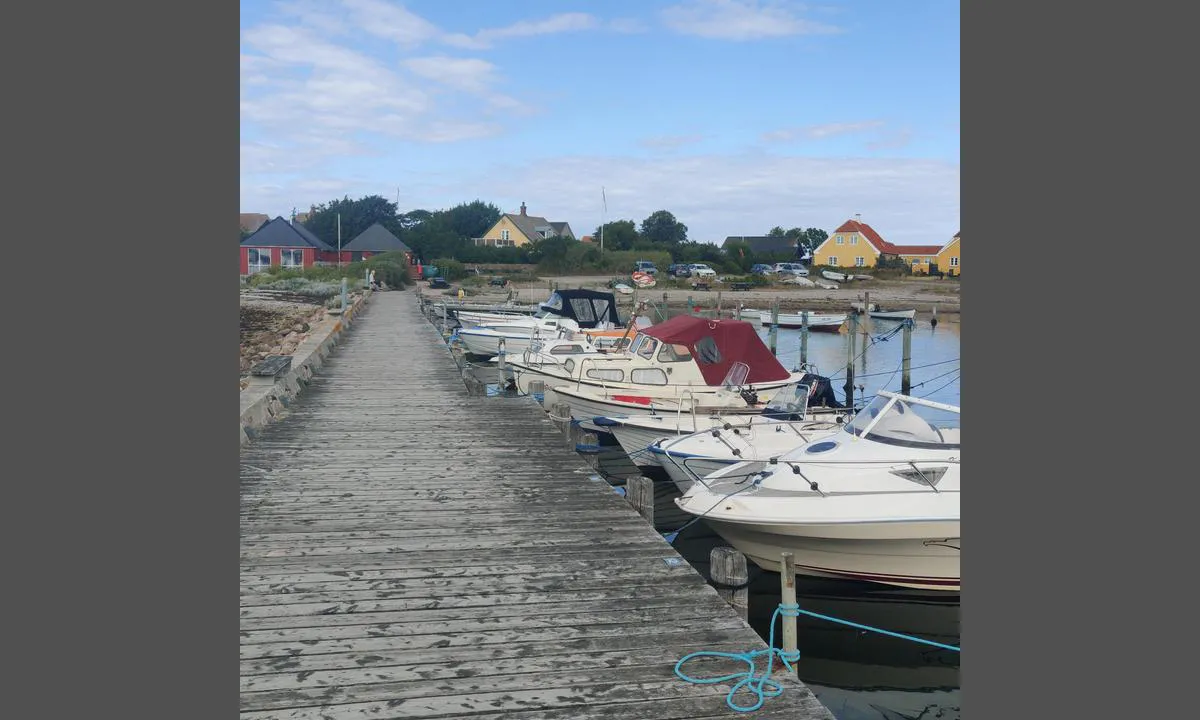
686, 295, 694, 316
844, 313, 856, 409
716, 290, 723, 316
341, 277, 348, 312
529, 379, 545, 405
781, 552, 798, 672
551, 402, 572, 436
626, 476, 655, 524
769, 299, 780, 356
496, 337, 507, 389
710, 546, 749, 622
901, 319, 913, 395
800, 311, 809, 367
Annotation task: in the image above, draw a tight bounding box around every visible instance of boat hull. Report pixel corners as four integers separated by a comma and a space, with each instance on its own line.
700, 519, 960, 592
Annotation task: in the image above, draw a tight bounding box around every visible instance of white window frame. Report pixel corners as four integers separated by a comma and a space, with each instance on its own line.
828, 256, 839, 267
280, 248, 303, 267
247, 248, 272, 274
950, 256, 959, 267
835, 235, 844, 244
630, 368, 669, 385
849, 236, 857, 245
912, 258, 921, 266
854, 256, 865, 267
501, 229, 510, 241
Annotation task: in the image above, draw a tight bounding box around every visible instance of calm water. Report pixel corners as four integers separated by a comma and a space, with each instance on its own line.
757, 317, 961, 408
672, 522, 960, 720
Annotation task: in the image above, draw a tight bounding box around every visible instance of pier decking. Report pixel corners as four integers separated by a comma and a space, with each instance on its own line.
240, 291, 834, 719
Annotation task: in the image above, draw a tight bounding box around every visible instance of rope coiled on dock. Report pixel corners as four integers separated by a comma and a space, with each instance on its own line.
674, 603, 802, 713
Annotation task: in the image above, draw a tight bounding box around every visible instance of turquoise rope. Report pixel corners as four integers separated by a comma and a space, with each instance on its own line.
791, 605, 961, 652
674, 604, 802, 713
675, 601, 961, 712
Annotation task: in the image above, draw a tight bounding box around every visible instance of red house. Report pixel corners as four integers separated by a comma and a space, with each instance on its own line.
240, 216, 337, 275
343, 222, 414, 265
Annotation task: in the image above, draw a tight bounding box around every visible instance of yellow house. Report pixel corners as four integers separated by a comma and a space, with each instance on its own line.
475, 202, 575, 247
936, 232, 961, 276
812, 219, 897, 269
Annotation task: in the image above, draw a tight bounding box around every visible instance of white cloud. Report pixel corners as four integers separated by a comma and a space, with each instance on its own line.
443, 12, 600, 50
247, 154, 958, 246
341, 0, 441, 47
609, 18, 650, 34
662, 0, 842, 40
761, 120, 886, 143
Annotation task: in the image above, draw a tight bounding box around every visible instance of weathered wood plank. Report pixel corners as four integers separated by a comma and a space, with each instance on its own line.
239, 292, 833, 720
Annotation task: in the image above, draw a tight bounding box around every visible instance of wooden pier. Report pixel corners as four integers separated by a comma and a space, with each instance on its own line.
240, 291, 833, 719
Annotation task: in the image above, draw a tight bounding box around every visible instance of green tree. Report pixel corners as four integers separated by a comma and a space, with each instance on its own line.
639, 210, 688, 246
303, 195, 399, 247
803, 228, 829, 255
592, 219, 640, 251
767, 226, 786, 237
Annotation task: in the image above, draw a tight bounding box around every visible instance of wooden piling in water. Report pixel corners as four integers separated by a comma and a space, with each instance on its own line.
626, 475, 655, 524
710, 546, 749, 623
781, 551, 798, 673
550, 402, 571, 436
528, 379, 545, 404
844, 313, 857, 409
901, 319, 913, 395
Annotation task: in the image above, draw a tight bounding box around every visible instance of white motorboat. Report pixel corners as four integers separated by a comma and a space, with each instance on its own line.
592, 378, 849, 469
821, 270, 847, 282
456, 320, 578, 357
652, 415, 845, 493
759, 311, 848, 332
508, 314, 810, 399
458, 288, 624, 331
675, 391, 960, 592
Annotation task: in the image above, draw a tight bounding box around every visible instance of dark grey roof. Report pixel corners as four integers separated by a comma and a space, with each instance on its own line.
344, 223, 412, 253
722, 235, 798, 254
549, 222, 574, 238
241, 217, 333, 251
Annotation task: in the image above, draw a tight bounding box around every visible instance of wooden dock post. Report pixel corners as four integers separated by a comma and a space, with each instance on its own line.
529, 379, 546, 404
769, 299, 780, 356
901, 319, 913, 395
626, 475, 655, 524
781, 551, 798, 673
710, 546, 749, 622
800, 311, 809, 367
550, 402, 571, 436
844, 313, 856, 409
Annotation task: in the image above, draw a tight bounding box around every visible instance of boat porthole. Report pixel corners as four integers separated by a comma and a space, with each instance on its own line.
806, 440, 838, 454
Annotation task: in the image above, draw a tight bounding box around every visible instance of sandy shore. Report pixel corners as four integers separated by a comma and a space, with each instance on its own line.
442, 274, 960, 325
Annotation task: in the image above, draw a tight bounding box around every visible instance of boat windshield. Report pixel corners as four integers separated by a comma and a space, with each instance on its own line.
762, 382, 812, 417
842, 393, 960, 448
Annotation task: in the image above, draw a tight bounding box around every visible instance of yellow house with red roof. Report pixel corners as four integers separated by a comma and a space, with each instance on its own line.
813, 220, 960, 276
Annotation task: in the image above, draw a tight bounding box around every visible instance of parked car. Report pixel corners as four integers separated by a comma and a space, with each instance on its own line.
672, 264, 693, 278
689, 263, 717, 279
750, 263, 775, 275
773, 262, 809, 277
634, 260, 658, 276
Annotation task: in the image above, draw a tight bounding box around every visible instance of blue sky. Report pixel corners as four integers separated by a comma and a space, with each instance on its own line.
241, 0, 959, 246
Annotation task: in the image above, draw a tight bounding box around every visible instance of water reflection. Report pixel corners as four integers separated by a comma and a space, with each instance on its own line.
762, 320, 960, 407
674, 522, 960, 720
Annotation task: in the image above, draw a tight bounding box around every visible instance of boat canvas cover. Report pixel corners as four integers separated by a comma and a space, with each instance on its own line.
539, 289, 622, 328
640, 315, 791, 386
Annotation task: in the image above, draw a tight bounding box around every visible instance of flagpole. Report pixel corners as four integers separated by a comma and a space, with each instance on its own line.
337, 213, 342, 267
600, 187, 606, 255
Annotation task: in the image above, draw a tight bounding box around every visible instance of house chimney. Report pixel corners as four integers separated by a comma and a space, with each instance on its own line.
520, 202, 527, 216
855, 213, 861, 224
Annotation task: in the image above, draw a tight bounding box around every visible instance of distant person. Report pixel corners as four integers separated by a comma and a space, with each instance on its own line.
369, 270, 380, 290
457, 288, 465, 301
